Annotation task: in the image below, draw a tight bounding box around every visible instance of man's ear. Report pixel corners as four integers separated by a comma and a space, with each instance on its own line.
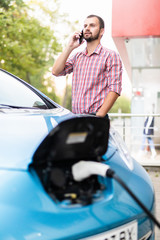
100, 28, 105, 38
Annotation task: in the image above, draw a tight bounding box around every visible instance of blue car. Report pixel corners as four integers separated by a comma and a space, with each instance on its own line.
0, 68, 158, 240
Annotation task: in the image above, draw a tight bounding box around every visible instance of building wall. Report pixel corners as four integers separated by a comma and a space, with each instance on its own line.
112, 0, 160, 149
112, 0, 160, 38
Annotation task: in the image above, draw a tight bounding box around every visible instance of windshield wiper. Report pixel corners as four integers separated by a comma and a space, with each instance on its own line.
0, 104, 48, 109
0, 104, 38, 109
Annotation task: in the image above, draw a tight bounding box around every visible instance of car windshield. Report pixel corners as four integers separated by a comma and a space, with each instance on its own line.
0, 70, 48, 109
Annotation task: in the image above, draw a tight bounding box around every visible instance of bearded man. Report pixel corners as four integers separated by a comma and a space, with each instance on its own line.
52, 15, 122, 117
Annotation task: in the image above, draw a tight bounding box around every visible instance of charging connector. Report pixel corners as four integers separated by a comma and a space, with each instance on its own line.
72, 160, 160, 229
72, 160, 110, 181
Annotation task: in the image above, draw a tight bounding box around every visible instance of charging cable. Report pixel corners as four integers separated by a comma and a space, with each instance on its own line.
72, 161, 160, 229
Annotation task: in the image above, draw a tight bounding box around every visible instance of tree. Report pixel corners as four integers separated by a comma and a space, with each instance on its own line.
0, 0, 24, 10
0, 0, 64, 102
0, 1, 61, 79
62, 75, 72, 110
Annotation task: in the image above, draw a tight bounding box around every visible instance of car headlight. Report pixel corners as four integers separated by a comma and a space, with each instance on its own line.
109, 127, 134, 170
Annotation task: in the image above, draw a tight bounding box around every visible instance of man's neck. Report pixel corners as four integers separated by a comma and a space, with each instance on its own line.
86, 40, 101, 56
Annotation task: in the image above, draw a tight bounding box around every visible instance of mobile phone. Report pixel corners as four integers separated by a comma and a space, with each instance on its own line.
79, 30, 84, 44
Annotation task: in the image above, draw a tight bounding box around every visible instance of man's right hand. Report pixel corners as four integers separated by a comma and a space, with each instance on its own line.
68, 31, 84, 50
52, 31, 84, 76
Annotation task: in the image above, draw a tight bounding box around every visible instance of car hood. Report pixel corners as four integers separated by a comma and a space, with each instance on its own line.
0, 108, 73, 170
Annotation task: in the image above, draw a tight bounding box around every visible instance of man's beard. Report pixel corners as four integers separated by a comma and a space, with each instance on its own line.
84, 29, 101, 42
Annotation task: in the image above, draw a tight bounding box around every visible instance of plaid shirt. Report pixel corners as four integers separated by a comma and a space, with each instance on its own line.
58, 44, 122, 114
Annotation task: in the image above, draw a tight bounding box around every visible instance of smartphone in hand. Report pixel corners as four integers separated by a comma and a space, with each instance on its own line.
79, 30, 84, 44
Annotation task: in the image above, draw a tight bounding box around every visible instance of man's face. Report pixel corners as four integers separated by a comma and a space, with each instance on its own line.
83, 17, 104, 42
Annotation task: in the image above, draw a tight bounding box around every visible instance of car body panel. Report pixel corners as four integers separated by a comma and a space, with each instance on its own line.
0, 168, 154, 240
0, 108, 72, 169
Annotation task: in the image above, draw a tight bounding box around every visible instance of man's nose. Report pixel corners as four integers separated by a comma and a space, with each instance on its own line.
85, 26, 90, 32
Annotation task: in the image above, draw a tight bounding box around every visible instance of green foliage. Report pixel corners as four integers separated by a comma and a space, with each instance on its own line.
62, 83, 72, 110
109, 95, 131, 113
0, 0, 24, 10
0, 0, 64, 102
0, 0, 79, 103
0, 4, 61, 78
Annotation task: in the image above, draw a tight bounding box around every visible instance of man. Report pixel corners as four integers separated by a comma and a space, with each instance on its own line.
52, 15, 122, 117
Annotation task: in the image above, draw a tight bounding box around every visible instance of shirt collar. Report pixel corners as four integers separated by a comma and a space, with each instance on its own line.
82, 43, 102, 56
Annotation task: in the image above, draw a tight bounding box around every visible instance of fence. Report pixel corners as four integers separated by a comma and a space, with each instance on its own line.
108, 113, 160, 161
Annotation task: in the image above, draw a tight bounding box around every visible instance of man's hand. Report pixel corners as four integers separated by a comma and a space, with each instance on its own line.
52, 31, 84, 76
96, 92, 119, 117
68, 32, 84, 50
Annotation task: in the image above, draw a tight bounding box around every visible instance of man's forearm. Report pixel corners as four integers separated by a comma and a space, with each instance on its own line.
96, 92, 119, 117
52, 47, 73, 76
52, 32, 82, 76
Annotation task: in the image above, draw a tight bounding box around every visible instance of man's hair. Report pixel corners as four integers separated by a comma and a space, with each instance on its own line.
86, 15, 105, 29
